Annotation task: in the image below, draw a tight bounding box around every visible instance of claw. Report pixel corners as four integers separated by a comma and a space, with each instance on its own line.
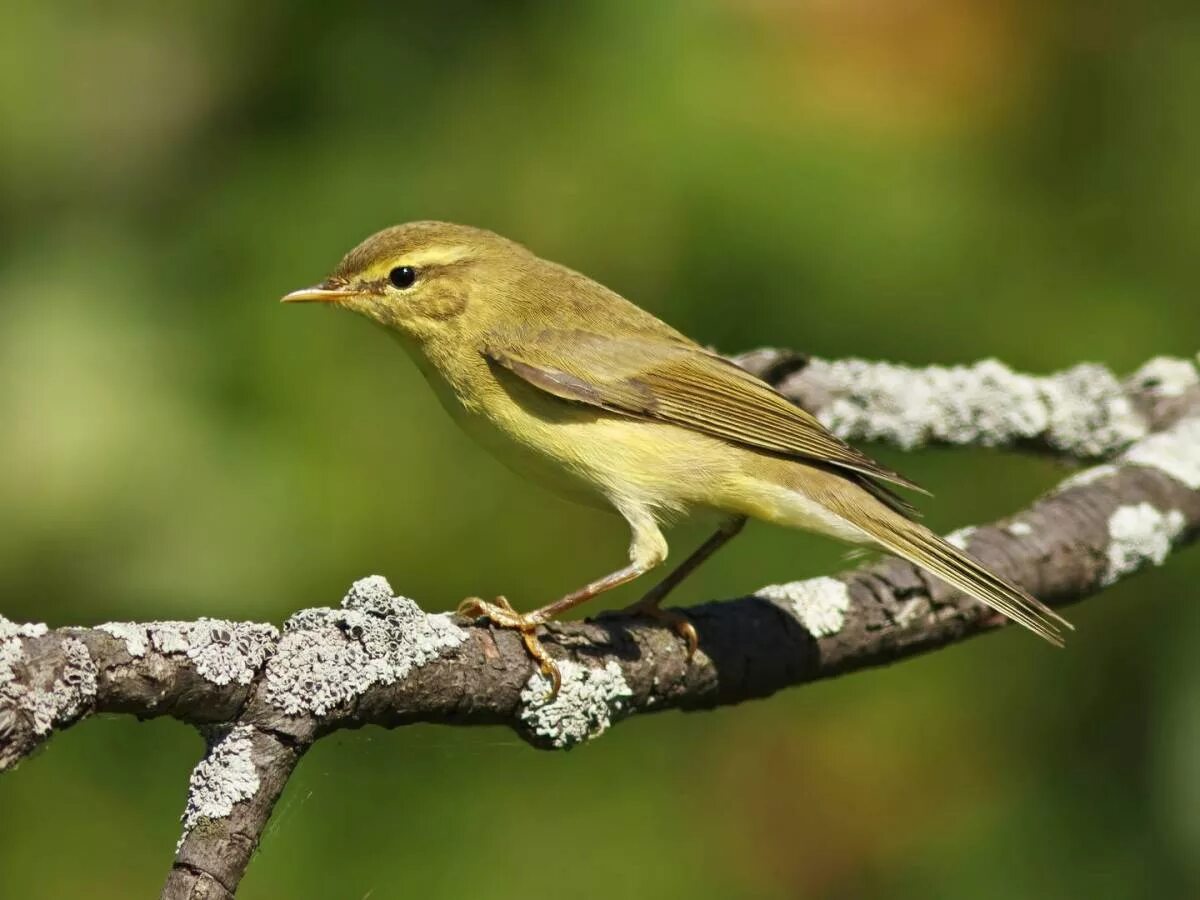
677, 616, 699, 661
457, 594, 523, 627
522, 633, 562, 698
624, 601, 699, 659
457, 596, 562, 700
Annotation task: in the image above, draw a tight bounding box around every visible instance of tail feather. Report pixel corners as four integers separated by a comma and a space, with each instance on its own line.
856, 517, 1072, 646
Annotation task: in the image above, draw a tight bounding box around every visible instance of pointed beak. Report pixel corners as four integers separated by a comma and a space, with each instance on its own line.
280, 285, 356, 304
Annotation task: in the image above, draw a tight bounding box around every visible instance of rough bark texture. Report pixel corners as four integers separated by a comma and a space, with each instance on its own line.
1, 350, 1196, 899
163, 727, 304, 900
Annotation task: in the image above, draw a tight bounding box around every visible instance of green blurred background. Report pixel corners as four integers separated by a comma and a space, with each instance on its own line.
1, 1, 1198, 897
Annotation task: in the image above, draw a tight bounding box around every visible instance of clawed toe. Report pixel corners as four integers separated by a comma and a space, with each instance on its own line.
675, 616, 699, 660
624, 601, 700, 659
522, 634, 562, 698
457, 596, 562, 699
456, 595, 521, 627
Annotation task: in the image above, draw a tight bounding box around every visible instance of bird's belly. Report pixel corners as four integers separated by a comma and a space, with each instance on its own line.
428, 372, 618, 509
462, 411, 615, 508
452, 387, 743, 515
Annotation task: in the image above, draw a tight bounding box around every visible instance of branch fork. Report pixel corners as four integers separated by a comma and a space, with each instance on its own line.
2, 350, 1197, 899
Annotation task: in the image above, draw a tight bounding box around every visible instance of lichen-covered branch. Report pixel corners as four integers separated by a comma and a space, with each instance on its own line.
734, 349, 1200, 459
0, 351, 1196, 900
162, 725, 304, 900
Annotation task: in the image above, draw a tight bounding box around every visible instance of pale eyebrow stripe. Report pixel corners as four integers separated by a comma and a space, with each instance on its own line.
401, 245, 471, 268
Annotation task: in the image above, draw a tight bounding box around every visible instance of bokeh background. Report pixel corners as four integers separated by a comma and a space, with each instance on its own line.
2, 2, 1199, 897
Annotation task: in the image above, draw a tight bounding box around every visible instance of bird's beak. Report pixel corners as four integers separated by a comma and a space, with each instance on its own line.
279, 285, 356, 304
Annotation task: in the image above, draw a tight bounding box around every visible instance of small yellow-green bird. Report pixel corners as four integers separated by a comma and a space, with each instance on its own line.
283, 221, 1070, 692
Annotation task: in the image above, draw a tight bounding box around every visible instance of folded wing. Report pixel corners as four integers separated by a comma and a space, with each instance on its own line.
483, 328, 926, 497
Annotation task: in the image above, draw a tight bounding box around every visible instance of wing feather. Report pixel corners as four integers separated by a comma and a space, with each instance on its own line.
483, 329, 926, 496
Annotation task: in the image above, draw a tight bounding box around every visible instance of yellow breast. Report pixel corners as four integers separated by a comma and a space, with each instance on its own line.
406, 335, 748, 516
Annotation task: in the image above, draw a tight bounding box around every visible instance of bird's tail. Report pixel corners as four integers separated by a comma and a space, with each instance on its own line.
851, 506, 1072, 646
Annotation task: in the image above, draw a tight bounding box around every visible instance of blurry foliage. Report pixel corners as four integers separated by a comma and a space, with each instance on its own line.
0, 1, 1197, 898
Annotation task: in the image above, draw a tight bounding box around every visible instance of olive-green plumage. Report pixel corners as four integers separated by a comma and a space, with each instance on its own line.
284, 221, 1070, 690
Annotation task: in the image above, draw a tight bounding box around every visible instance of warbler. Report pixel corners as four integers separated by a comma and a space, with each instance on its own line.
283, 221, 1070, 693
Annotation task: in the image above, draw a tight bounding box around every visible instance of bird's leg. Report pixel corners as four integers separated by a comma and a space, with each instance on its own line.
458, 504, 666, 698
621, 515, 747, 657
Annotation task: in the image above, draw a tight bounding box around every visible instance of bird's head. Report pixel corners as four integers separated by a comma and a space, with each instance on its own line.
281, 221, 531, 341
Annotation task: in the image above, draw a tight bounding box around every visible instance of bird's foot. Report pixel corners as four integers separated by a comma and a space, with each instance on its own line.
621, 599, 699, 660
456, 596, 561, 698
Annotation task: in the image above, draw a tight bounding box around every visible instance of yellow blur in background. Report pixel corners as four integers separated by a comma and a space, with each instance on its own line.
1, 2, 1198, 898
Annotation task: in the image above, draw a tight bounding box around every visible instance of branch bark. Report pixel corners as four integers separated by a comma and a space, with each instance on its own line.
733, 349, 1199, 459
1, 350, 1196, 899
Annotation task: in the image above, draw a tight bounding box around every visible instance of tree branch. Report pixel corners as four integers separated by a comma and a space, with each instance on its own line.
163, 725, 304, 900
1, 351, 1196, 899
733, 349, 1199, 459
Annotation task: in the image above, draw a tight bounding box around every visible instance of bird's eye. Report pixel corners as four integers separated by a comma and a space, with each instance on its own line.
388, 266, 417, 289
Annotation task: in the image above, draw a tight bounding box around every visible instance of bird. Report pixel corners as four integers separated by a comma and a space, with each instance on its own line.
282, 221, 1071, 694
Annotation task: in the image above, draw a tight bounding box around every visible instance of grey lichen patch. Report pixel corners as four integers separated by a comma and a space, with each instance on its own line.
0, 617, 48, 642
805, 357, 1146, 457
945, 526, 978, 550
96, 621, 150, 657
1042, 365, 1147, 457
263, 575, 466, 716
520, 659, 632, 750
98, 619, 279, 686
1128, 356, 1199, 398
179, 725, 260, 849
1058, 463, 1119, 491
893, 597, 931, 628
1103, 503, 1187, 586
0, 619, 97, 737
756, 576, 851, 638
1121, 418, 1200, 490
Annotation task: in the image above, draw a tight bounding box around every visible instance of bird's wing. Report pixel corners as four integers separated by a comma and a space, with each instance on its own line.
482, 328, 927, 495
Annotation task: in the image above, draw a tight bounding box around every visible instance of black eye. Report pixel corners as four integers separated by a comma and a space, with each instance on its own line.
388, 266, 417, 289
